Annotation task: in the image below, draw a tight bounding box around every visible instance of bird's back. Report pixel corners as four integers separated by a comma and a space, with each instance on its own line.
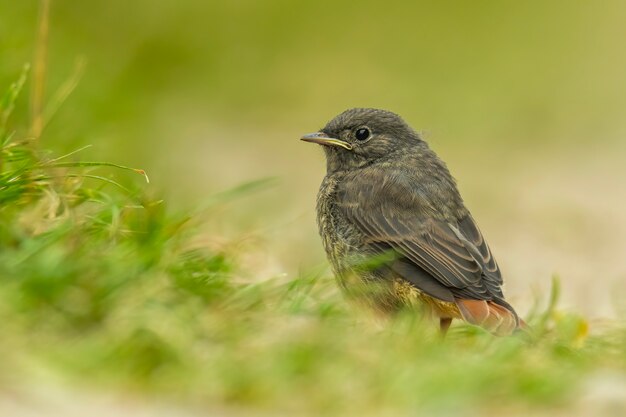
315, 160, 519, 335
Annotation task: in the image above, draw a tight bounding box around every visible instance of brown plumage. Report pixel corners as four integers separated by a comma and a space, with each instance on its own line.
302, 108, 521, 335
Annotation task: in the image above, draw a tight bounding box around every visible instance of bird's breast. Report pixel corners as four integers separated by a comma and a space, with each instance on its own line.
315, 175, 363, 277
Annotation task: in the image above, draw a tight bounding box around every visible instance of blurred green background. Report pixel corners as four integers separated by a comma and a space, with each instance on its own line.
3, 2, 626, 416
2, 1, 626, 316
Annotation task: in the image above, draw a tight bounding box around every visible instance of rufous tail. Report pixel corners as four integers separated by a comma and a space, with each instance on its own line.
455, 299, 519, 336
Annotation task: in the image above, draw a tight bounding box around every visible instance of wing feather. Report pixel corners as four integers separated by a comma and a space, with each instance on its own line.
336, 173, 510, 308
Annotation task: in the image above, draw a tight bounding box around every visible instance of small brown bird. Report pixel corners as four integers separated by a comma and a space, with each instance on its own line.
302, 108, 521, 335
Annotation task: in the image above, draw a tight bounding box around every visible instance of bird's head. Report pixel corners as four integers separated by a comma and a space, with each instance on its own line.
301, 108, 423, 172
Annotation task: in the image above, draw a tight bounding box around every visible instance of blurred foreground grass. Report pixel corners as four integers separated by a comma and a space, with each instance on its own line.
1, 68, 626, 417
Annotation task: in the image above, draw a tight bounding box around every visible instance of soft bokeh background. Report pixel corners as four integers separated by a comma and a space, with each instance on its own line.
2, 0, 626, 319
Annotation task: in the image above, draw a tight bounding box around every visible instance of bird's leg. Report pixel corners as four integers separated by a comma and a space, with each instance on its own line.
440, 317, 452, 336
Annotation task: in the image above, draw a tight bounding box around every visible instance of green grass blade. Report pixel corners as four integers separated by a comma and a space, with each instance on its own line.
41, 161, 150, 183
0, 63, 30, 131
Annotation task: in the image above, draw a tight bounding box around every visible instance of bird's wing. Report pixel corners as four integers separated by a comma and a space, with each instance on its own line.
335, 173, 508, 306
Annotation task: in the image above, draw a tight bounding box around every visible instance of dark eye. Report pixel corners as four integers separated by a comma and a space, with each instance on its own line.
355, 127, 370, 141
